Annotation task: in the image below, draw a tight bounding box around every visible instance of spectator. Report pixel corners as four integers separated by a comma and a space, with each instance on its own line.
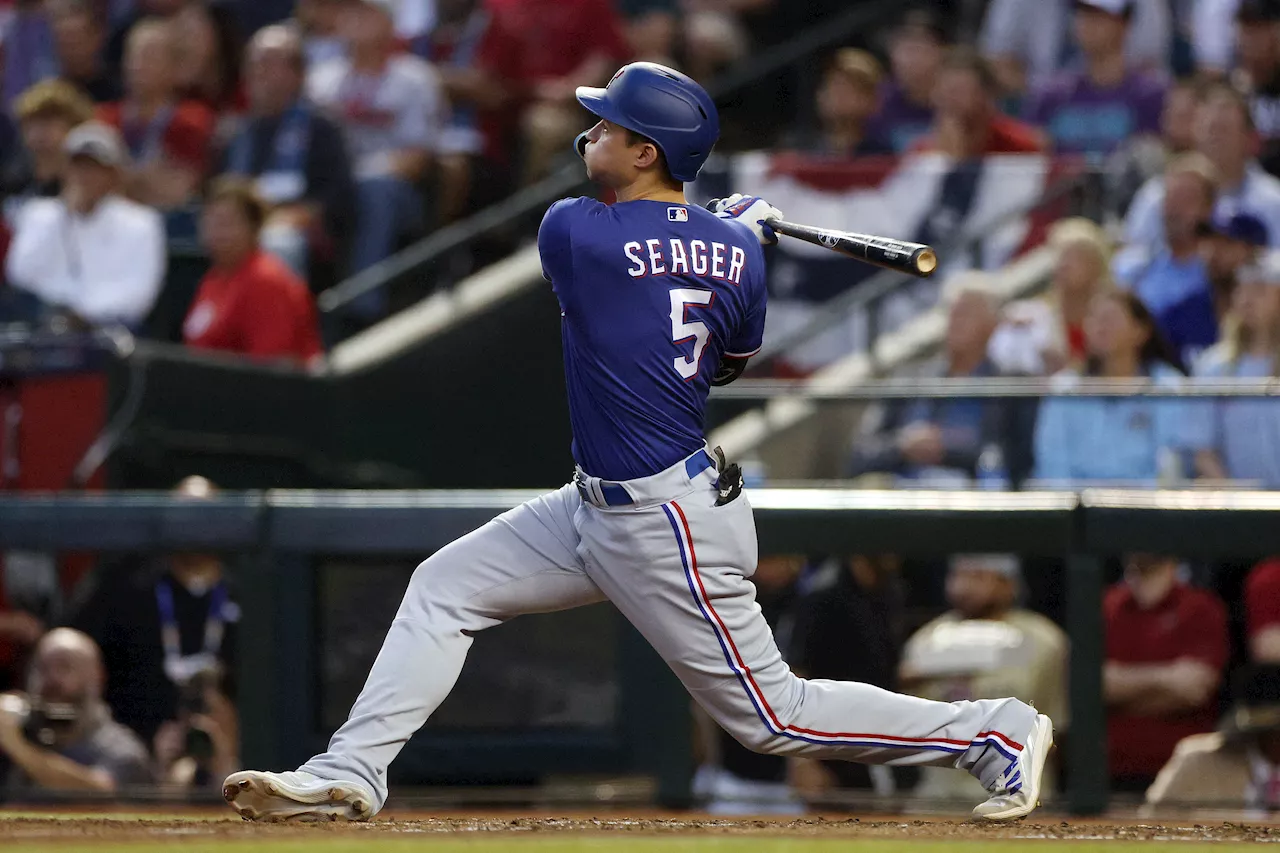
0, 628, 152, 793
1233, 0, 1280, 177
1, 80, 95, 222
308, 0, 444, 294
1198, 211, 1268, 320
98, 18, 216, 210
1115, 154, 1220, 364
899, 554, 1068, 801
1145, 664, 1280, 811
486, 0, 630, 182
1104, 554, 1229, 791
1245, 558, 1280, 661
183, 178, 323, 363
222, 24, 355, 279
1023, 0, 1166, 156
1125, 84, 1280, 251
2, 0, 58, 109
411, 0, 522, 221
915, 48, 1045, 158
74, 477, 239, 763
1187, 252, 1280, 487
5, 121, 165, 330
1033, 290, 1188, 486
865, 7, 945, 155
979, 0, 1171, 101
781, 49, 887, 157
47, 0, 124, 103
848, 284, 1005, 484
103, 0, 185, 72
170, 1, 242, 113
680, 0, 754, 84
989, 217, 1114, 376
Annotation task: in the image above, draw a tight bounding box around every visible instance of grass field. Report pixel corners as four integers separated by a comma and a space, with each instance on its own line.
4, 812, 1280, 852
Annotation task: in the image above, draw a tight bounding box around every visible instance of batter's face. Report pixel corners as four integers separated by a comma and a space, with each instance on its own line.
579, 119, 659, 188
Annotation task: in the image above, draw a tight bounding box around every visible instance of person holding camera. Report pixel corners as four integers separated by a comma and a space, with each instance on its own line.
0, 628, 151, 794
73, 476, 239, 790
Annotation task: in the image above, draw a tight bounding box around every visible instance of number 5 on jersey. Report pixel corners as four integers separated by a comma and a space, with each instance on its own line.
670, 288, 716, 380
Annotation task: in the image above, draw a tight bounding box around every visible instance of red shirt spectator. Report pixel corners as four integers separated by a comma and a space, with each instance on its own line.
184, 179, 322, 364
1246, 558, 1280, 661
1104, 557, 1229, 786
913, 47, 1046, 157
97, 99, 215, 175
184, 249, 321, 362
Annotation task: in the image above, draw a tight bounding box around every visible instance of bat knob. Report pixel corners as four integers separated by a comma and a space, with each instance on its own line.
704, 199, 722, 213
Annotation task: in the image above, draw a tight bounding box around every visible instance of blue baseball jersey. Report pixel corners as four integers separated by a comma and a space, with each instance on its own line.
538, 197, 767, 481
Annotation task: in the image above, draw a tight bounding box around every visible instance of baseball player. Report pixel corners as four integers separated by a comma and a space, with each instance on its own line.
224, 62, 1052, 823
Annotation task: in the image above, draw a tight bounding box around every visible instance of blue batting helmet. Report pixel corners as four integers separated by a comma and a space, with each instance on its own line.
574, 62, 720, 183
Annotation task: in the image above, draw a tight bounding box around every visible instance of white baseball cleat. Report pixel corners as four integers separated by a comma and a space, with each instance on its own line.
971, 713, 1054, 822
223, 770, 375, 822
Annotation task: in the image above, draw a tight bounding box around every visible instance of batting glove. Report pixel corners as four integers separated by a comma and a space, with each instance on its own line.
712, 194, 783, 246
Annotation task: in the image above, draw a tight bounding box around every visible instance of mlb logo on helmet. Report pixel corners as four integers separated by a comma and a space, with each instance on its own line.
668, 207, 689, 222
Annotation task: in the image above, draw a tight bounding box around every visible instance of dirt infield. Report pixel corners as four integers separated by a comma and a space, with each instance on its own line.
4, 812, 1280, 846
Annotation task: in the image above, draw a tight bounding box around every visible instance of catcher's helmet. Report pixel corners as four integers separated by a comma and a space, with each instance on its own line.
574, 62, 720, 183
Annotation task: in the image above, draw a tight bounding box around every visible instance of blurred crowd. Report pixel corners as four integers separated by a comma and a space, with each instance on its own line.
3, 0, 1280, 816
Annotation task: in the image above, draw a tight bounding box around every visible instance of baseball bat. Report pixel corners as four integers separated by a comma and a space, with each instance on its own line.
766, 220, 938, 278
705, 199, 937, 277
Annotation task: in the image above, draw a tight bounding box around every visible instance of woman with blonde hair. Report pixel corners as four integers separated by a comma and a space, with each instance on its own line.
1186, 252, 1280, 488
988, 217, 1114, 376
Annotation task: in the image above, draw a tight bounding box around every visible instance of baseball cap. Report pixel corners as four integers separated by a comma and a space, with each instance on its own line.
1075, 0, 1134, 15
1196, 211, 1270, 246
1237, 250, 1280, 285
828, 48, 883, 90
1238, 0, 1280, 22
63, 121, 128, 168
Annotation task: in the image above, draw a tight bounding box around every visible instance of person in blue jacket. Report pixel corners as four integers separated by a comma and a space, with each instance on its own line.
1033, 289, 1190, 486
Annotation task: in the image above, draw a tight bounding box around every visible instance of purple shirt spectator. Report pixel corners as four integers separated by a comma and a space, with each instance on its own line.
865, 81, 934, 154
1025, 69, 1166, 155
2, 8, 59, 109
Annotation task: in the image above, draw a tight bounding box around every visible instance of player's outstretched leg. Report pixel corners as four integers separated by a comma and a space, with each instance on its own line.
225, 485, 605, 821
574, 468, 1052, 821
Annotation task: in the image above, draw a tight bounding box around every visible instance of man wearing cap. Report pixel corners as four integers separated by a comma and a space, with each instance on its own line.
865, 8, 946, 154
4, 120, 165, 329
898, 554, 1068, 801
1145, 664, 1280, 811
782, 49, 888, 157
1198, 211, 1269, 318
979, 0, 1170, 99
1187, 250, 1280, 487
1023, 0, 1167, 156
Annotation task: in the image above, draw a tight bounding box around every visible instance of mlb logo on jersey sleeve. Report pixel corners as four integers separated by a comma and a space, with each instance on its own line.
668, 206, 689, 222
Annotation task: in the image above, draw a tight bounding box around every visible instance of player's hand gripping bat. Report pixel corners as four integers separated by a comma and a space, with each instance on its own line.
707, 198, 938, 278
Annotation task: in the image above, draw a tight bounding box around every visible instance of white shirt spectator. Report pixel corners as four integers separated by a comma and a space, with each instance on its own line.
1124, 163, 1280, 250
4, 195, 166, 327
306, 54, 444, 180
979, 0, 1172, 92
